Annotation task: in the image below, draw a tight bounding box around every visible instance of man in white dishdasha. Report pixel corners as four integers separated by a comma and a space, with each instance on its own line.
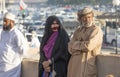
0, 12, 28, 77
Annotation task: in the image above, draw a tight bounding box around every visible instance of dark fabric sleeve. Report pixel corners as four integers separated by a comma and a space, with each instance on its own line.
38, 50, 45, 77
52, 30, 70, 64
38, 37, 46, 77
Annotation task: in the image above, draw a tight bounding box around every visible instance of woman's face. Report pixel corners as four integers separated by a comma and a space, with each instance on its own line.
51, 21, 59, 32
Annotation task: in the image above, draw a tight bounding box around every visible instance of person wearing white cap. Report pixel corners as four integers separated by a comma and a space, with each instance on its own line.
67, 7, 103, 77
3, 12, 16, 31
0, 12, 28, 77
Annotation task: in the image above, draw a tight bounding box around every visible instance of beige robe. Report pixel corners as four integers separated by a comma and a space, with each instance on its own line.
67, 25, 103, 77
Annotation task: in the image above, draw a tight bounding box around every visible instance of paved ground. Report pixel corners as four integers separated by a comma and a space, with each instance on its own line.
101, 43, 120, 54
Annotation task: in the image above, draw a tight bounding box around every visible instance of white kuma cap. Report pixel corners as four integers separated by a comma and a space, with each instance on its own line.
4, 12, 15, 21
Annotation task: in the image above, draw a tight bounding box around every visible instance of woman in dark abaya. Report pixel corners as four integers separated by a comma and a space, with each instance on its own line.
38, 15, 70, 77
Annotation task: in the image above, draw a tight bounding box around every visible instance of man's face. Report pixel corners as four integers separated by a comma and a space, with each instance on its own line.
81, 13, 93, 27
3, 18, 11, 31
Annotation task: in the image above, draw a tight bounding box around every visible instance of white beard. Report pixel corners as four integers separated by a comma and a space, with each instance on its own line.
81, 21, 93, 27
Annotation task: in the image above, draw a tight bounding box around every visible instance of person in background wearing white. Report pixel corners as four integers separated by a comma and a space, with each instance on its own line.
30, 31, 40, 48
0, 12, 28, 77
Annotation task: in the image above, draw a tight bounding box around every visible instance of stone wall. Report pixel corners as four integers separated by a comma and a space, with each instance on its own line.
97, 54, 120, 77
21, 54, 120, 77
21, 59, 39, 77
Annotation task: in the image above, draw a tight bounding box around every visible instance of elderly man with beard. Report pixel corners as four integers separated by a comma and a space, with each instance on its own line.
0, 12, 28, 77
67, 7, 103, 77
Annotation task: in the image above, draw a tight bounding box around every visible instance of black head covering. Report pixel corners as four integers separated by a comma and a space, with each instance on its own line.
40, 15, 66, 49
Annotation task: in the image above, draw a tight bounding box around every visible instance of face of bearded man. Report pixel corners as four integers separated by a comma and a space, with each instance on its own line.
81, 20, 93, 27
3, 24, 11, 31
80, 13, 93, 27
3, 19, 12, 31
